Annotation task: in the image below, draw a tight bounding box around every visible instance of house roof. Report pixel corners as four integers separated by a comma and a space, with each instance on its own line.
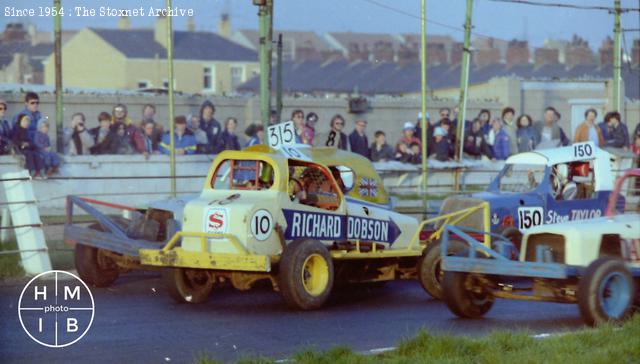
0, 41, 53, 68
90, 28, 257, 62
236, 59, 640, 100
234, 29, 331, 52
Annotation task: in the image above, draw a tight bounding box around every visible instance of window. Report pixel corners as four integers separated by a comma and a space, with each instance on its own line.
211, 159, 274, 190
497, 164, 546, 193
137, 80, 149, 89
230, 66, 244, 89
203, 66, 214, 91
163, 79, 169, 88
288, 161, 340, 211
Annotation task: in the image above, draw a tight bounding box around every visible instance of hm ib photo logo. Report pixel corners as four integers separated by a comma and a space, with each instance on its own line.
18, 270, 95, 348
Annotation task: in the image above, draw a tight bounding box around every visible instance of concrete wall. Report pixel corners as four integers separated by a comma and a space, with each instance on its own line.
0, 92, 500, 151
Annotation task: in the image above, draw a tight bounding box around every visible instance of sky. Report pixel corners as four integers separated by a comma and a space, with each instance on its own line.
1, 0, 638, 51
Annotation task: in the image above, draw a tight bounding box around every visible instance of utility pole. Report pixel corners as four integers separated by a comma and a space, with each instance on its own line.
256, 0, 273, 130
420, 0, 428, 216
276, 33, 284, 123
166, 1, 176, 197
53, 0, 63, 153
612, 0, 622, 112
454, 0, 473, 191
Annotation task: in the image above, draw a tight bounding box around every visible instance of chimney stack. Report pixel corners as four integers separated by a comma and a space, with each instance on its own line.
450, 42, 464, 65
118, 14, 131, 30
565, 35, 594, 68
506, 39, 530, 68
154, 15, 169, 49
426, 42, 447, 65
218, 13, 231, 38
632, 38, 640, 65
187, 16, 195, 32
534, 47, 559, 67
599, 36, 614, 66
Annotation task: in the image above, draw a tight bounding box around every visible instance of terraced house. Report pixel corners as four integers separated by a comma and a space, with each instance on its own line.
43, 15, 259, 94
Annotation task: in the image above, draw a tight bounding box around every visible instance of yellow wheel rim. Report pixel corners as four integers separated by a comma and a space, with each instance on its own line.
301, 254, 329, 296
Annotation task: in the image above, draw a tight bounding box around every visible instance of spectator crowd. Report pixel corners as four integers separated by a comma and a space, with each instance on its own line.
1, 91, 639, 180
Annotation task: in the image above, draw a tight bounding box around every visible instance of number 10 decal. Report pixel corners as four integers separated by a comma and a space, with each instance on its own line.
517, 207, 544, 230
251, 210, 273, 241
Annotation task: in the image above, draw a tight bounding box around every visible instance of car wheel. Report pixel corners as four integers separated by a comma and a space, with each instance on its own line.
75, 243, 120, 288
578, 257, 635, 326
442, 271, 494, 318
418, 239, 466, 300
163, 268, 215, 304
279, 239, 334, 310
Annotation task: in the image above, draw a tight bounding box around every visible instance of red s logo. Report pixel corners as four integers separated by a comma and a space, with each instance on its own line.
208, 212, 224, 229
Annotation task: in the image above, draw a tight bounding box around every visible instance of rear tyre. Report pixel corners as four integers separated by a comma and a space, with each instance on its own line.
578, 257, 634, 326
163, 268, 215, 304
279, 239, 334, 310
418, 240, 466, 300
74, 243, 119, 287
442, 271, 494, 318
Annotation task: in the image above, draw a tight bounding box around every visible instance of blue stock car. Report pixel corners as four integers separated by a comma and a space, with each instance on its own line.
422, 142, 619, 299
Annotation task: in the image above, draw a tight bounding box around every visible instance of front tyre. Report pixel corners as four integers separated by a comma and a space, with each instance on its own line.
442, 271, 494, 318
279, 239, 334, 310
578, 257, 634, 326
163, 268, 215, 304
418, 240, 466, 300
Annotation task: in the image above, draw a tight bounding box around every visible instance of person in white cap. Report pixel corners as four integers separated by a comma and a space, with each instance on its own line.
395, 122, 422, 163
429, 126, 453, 162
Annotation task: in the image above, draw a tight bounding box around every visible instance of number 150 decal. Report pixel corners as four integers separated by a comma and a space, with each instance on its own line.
518, 206, 544, 230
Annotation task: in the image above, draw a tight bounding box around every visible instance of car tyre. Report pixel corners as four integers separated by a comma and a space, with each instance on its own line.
74, 222, 121, 287
163, 268, 215, 304
578, 257, 635, 326
442, 271, 494, 318
279, 239, 334, 310
418, 239, 466, 300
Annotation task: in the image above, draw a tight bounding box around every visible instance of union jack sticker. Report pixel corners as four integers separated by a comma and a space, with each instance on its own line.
359, 177, 378, 197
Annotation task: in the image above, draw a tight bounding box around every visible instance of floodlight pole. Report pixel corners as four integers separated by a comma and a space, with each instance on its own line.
257, 0, 273, 130
166, 0, 176, 197
53, 0, 63, 153
455, 0, 473, 191
420, 0, 429, 217
612, 0, 622, 112
276, 33, 284, 123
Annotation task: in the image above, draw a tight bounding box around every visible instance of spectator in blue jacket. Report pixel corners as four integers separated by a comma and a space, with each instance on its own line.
221, 117, 241, 151
34, 118, 61, 176
491, 118, 511, 160
348, 119, 369, 158
516, 114, 539, 153
159, 116, 196, 155
11, 92, 42, 138
199, 100, 223, 154
0, 99, 12, 155
603, 111, 629, 150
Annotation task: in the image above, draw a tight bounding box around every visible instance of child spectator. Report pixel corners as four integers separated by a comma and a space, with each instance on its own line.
324, 114, 349, 150
491, 118, 511, 160
370, 130, 394, 162
221, 117, 241, 151
89, 112, 113, 154
291, 110, 308, 144
64, 113, 95, 155
34, 119, 61, 176
188, 114, 209, 154
11, 92, 42, 138
159, 116, 196, 155
439, 118, 455, 148
349, 119, 369, 158
141, 121, 159, 158
12, 114, 45, 178
0, 99, 12, 155
304, 112, 318, 145
516, 114, 538, 153
140, 104, 164, 148
245, 123, 264, 147
396, 122, 421, 155
430, 127, 453, 162
501, 107, 518, 155
395, 142, 420, 164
